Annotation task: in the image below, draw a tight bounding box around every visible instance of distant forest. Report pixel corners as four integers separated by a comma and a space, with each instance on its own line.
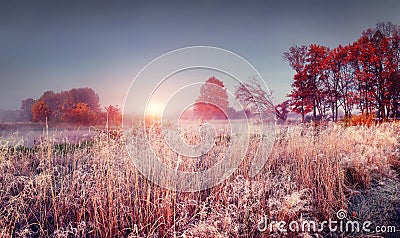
15, 87, 121, 126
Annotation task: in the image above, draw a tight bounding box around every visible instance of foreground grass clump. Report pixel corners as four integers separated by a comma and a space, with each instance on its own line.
0, 123, 399, 237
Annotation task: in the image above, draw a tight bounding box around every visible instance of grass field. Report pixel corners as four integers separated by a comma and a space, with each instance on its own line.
0, 122, 399, 237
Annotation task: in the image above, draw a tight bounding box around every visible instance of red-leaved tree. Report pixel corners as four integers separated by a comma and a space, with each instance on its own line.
194, 77, 229, 120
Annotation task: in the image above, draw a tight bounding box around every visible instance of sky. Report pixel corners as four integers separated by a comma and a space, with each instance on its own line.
1, 0, 400, 112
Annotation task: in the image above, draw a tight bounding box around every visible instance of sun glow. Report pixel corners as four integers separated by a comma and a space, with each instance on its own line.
146, 102, 163, 116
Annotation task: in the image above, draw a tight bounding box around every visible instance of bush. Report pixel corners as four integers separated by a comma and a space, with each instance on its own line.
344, 113, 376, 127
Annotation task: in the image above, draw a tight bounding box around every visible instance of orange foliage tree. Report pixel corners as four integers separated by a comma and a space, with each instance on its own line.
19, 87, 105, 125
32, 100, 51, 122
70, 102, 96, 125
105, 105, 122, 127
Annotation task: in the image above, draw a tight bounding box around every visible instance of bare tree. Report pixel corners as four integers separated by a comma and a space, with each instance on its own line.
235, 77, 284, 122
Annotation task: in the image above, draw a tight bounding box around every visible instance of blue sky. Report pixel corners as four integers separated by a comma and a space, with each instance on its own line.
1, 0, 400, 110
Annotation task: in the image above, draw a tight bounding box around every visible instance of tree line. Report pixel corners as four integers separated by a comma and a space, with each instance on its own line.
19, 87, 121, 126
284, 22, 400, 122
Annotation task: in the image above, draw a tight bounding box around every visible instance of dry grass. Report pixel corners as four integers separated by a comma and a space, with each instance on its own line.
0, 122, 399, 237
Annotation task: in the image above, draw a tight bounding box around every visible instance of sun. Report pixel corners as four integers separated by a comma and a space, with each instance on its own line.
146, 102, 163, 116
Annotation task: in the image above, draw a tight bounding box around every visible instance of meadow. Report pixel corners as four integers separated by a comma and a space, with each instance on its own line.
0, 121, 399, 237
